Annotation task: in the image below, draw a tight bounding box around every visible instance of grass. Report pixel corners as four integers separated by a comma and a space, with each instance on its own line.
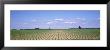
10, 29, 100, 40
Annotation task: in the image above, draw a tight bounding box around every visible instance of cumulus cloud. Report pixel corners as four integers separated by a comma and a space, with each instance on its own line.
46, 22, 53, 24
76, 18, 81, 19
53, 20, 58, 22
47, 20, 59, 24
76, 18, 86, 20
64, 22, 76, 24
54, 18, 63, 21
46, 18, 64, 24
47, 18, 78, 25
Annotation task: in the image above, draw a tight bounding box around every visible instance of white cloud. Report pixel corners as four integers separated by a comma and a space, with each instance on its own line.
54, 21, 58, 23
46, 19, 63, 24
47, 18, 78, 25
76, 18, 86, 20
64, 22, 76, 24
76, 18, 81, 19
54, 18, 63, 21
47, 19, 61, 25
46, 22, 53, 24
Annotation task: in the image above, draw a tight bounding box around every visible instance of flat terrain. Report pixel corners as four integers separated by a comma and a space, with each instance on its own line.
11, 29, 100, 40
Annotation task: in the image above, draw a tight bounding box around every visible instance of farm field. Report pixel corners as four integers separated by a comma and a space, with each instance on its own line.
10, 29, 100, 40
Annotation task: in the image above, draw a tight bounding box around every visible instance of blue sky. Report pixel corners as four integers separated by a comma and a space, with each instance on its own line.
11, 10, 100, 29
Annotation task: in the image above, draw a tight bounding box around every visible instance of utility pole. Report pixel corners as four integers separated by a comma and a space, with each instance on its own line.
49, 25, 51, 30
49, 26, 50, 29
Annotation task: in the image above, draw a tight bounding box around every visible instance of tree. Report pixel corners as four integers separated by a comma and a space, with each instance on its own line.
35, 28, 39, 29
78, 26, 81, 29
12, 29, 16, 30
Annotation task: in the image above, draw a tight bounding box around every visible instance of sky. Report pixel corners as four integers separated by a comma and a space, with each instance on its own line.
10, 10, 100, 29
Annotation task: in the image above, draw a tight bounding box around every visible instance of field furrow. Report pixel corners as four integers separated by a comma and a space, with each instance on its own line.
11, 29, 100, 40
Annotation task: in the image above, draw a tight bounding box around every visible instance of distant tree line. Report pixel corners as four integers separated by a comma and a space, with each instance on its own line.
20, 28, 40, 30
11, 28, 40, 30
69, 26, 100, 29
11, 26, 100, 30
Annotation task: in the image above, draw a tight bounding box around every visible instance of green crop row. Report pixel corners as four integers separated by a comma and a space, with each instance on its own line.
10, 29, 100, 40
